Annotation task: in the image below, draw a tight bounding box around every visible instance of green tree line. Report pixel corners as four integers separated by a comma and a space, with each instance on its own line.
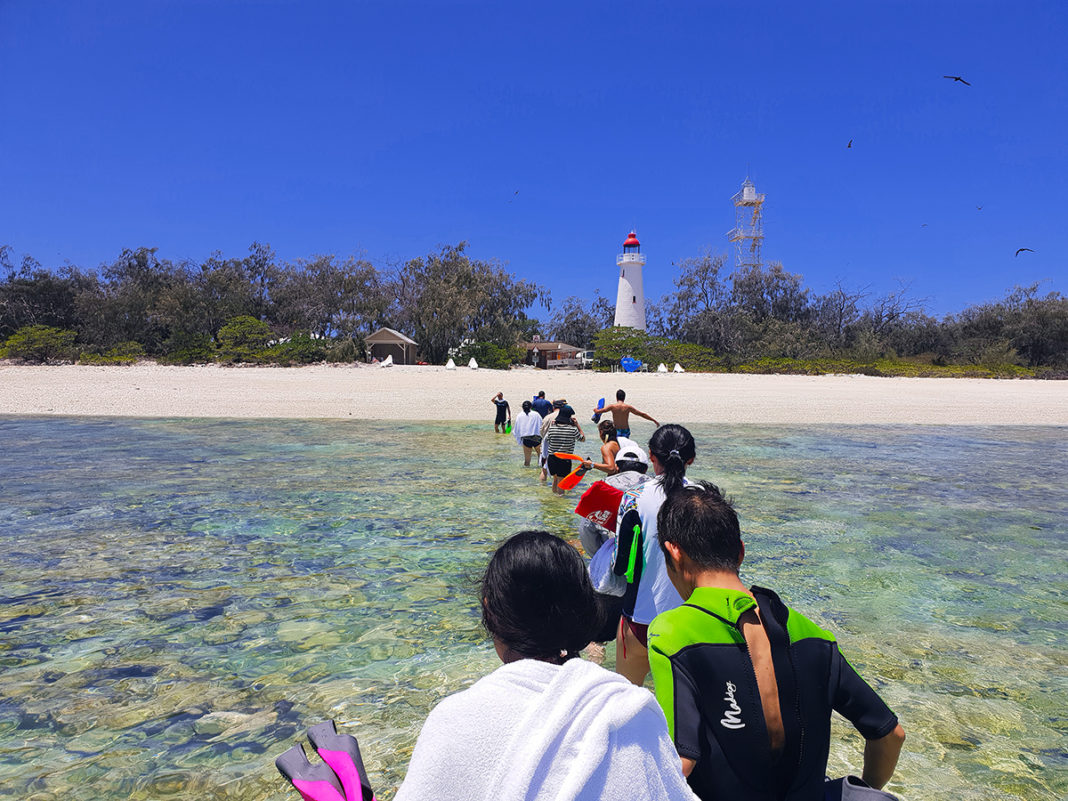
0, 242, 544, 365
549, 254, 1067, 374
2, 242, 1064, 373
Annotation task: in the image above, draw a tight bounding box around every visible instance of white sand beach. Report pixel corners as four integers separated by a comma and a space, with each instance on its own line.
0, 363, 1065, 424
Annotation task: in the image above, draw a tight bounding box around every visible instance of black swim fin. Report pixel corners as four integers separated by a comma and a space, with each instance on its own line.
307, 720, 376, 801
275, 743, 347, 801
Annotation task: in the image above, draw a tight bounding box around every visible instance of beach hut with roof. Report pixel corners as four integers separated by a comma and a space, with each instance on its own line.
364, 327, 419, 365
521, 340, 583, 369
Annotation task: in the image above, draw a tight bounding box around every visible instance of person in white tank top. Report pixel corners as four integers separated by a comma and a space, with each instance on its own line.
610, 424, 697, 687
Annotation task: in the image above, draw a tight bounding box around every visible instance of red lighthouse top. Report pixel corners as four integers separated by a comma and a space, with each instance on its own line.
623, 232, 640, 247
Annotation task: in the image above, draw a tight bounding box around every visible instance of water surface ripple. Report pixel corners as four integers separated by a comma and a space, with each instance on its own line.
0, 418, 1064, 800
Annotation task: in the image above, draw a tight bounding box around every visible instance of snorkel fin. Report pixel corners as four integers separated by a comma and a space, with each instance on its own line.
275, 743, 347, 801
307, 720, 377, 801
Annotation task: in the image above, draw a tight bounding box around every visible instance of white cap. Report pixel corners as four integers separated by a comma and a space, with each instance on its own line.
616, 444, 649, 466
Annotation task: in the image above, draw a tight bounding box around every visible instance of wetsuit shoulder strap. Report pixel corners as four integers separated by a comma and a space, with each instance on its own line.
753, 589, 804, 799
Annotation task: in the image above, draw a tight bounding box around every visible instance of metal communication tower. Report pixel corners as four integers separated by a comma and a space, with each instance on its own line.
726, 178, 765, 270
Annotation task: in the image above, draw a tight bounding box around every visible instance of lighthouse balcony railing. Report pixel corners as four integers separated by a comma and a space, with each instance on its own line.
731, 189, 766, 205
616, 253, 646, 265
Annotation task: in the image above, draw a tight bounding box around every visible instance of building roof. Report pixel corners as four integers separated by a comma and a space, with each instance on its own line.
623, 231, 640, 247
521, 341, 581, 353
364, 327, 418, 345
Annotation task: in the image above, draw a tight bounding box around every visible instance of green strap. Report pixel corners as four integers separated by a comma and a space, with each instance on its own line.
624, 523, 642, 583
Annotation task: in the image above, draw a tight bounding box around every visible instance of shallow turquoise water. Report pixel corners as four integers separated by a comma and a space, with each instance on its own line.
0, 418, 1064, 800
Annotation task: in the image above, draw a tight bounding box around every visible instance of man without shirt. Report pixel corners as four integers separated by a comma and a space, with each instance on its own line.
594, 389, 659, 438
648, 482, 905, 800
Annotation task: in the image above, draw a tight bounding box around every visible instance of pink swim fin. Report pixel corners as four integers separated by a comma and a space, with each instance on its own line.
307, 720, 377, 801
275, 743, 347, 801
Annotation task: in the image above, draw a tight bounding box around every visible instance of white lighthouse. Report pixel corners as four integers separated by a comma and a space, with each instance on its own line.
613, 231, 646, 330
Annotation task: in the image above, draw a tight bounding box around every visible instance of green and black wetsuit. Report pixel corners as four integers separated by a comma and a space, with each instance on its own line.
648, 586, 898, 801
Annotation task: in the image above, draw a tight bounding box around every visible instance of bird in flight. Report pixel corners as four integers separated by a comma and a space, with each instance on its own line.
1015, 248, 1034, 257
944, 75, 971, 85
847, 139, 853, 148
976, 205, 983, 210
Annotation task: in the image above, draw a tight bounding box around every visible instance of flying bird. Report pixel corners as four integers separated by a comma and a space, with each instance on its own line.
1015, 248, 1034, 257
944, 75, 971, 86
921, 223, 928, 228
847, 139, 853, 148
976, 205, 983, 210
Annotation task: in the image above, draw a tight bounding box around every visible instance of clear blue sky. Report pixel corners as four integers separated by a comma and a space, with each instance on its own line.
2, 0, 1065, 317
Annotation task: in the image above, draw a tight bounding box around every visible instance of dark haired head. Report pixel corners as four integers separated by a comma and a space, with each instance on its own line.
657, 481, 742, 573
648, 424, 696, 497
616, 389, 626, 401
538, 391, 546, 398
480, 531, 599, 662
598, 419, 617, 441
522, 400, 532, 413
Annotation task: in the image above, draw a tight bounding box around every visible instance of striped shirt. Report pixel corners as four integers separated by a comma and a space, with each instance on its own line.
544, 422, 580, 456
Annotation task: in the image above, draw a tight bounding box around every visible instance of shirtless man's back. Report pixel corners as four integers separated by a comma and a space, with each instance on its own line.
595, 389, 658, 438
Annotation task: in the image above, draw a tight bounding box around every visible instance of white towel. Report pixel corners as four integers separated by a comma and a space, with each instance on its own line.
394, 658, 695, 801
514, 410, 542, 445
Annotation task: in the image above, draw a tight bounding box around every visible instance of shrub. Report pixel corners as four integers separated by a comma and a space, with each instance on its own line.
260, 333, 329, 365
326, 338, 360, 363
0, 325, 78, 363
456, 341, 519, 370
78, 341, 145, 366
159, 332, 215, 365
217, 316, 272, 363
591, 327, 727, 372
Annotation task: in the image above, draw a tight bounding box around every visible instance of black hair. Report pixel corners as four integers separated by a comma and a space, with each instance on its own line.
648, 423, 695, 497
522, 400, 532, 413
616, 389, 626, 401
657, 481, 742, 573
538, 391, 546, 398
614, 459, 648, 475
480, 531, 599, 662
598, 419, 617, 441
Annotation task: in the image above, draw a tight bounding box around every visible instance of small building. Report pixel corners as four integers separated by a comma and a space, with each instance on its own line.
364, 327, 419, 365
521, 341, 582, 369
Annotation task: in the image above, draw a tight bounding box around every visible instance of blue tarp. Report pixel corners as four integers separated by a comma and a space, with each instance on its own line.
620, 356, 641, 373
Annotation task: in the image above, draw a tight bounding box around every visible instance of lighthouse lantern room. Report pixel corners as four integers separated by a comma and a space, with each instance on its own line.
614, 231, 646, 330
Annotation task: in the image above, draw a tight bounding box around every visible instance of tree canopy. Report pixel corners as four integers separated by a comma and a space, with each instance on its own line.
2, 240, 1064, 371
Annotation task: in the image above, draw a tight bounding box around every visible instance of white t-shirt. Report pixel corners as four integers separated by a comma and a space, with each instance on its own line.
394, 658, 696, 801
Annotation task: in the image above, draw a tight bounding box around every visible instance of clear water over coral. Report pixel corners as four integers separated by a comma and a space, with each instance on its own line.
0, 417, 1064, 800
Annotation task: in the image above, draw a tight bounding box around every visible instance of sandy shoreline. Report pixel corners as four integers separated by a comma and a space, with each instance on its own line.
0, 363, 1065, 425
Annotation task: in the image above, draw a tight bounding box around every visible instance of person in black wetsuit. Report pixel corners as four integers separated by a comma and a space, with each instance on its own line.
648, 482, 906, 800
490, 392, 511, 434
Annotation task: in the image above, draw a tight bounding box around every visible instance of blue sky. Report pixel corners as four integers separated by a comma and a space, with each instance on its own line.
2, 0, 1065, 318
